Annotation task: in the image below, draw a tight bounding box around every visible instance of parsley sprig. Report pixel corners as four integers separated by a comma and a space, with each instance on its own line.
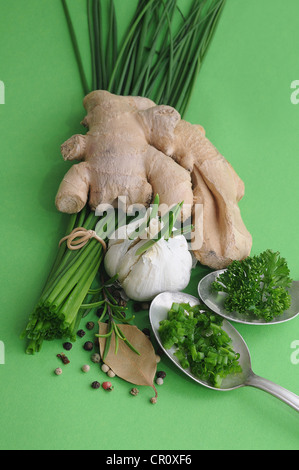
211, 249, 293, 322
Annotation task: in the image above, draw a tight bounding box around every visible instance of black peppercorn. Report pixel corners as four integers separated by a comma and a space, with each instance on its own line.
83, 341, 94, 351
142, 328, 151, 338
77, 329, 86, 338
91, 381, 100, 389
157, 370, 166, 379
86, 321, 95, 330
133, 303, 141, 312
63, 342, 72, 351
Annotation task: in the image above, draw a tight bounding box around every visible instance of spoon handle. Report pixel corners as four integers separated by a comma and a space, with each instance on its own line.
246, 372, 299, 412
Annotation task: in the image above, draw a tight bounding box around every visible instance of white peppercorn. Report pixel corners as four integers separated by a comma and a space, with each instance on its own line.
107, 369, 116, 378
156, 377, 164, 385
54, 368, 62, 376
101, 363, 110, 373
82, 364, 90, 373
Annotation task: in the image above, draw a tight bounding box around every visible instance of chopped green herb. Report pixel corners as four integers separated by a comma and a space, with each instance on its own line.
159, 302, 242, 388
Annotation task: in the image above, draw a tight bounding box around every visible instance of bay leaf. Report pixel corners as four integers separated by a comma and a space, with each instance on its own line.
98, 322, 158, 398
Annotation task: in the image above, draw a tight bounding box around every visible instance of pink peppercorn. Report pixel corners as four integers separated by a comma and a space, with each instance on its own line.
102, 381, 113, 391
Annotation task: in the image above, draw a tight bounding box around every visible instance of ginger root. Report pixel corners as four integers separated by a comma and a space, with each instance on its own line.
139, 106, 252, 269
56, 90, 252, 269
56, 91, 193, 220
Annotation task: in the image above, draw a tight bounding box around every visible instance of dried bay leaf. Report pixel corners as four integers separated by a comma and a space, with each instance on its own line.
98, 322, 158, 398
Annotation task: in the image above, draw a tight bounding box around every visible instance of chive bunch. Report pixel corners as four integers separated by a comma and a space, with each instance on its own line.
21, 209, 115, 354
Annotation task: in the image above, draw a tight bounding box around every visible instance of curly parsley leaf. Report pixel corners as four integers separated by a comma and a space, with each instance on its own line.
211, 249, 293, 321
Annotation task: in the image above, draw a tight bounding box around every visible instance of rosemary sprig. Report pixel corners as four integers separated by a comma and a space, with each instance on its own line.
91, 274, 139, 359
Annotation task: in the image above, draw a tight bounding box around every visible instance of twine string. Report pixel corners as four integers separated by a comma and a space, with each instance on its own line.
59, 227, 107, 251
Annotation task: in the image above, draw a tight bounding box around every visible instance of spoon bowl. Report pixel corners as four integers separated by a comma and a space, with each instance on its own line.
149, 291, 299, 412
198, 270, 299, 325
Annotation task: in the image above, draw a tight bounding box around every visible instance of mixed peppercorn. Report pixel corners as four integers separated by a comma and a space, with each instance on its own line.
52, 297, 166, 403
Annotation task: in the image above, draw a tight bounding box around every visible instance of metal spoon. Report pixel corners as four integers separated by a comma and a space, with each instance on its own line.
198, 269, 299, 325
149, 291, 299, 412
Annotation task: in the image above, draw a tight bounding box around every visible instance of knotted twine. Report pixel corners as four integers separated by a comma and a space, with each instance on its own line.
59, 227, 107, 252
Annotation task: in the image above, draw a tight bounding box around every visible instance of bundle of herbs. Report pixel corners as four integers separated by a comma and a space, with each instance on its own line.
21, 208, 114, 354
22, 0, 225, 354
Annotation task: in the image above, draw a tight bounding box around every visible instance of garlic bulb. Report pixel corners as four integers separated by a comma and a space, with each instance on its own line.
104, 219, 192, 302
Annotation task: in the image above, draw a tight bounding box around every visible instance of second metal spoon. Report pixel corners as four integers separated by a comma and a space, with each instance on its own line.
198, 269, 299, 325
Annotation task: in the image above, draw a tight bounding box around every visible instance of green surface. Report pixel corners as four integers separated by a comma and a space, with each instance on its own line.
0, 0, 299, 451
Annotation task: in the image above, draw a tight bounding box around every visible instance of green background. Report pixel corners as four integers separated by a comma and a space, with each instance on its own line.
1, 0, 298, 451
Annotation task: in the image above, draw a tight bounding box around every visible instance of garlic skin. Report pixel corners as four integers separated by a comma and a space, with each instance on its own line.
104, 222, 193, 302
